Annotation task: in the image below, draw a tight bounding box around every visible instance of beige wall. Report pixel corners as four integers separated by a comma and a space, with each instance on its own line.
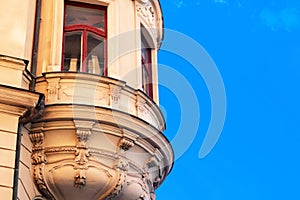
0, 0, 36, 68
0, 113, 19, 199
18, 125, 40, 200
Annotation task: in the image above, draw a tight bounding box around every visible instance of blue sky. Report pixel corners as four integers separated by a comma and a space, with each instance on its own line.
156, 0, 300, 199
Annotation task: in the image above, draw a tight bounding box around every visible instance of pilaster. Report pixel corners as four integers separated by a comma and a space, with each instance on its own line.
0, 84, 43, 200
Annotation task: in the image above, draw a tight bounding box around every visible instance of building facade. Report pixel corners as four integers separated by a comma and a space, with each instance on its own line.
0, 0, 173, 199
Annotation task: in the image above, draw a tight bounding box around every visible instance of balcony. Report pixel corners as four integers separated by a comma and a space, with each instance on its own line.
30, 72, 173, 200
35, 72, 165, 131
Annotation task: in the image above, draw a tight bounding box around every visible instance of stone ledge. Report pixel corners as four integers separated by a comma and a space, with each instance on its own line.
0, 55, 33, 89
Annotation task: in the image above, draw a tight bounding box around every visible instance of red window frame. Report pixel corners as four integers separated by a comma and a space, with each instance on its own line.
62, 1, 107, 75
141, 45, 153, 98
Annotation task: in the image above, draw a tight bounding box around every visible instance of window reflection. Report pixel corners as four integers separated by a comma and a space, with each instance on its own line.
63, 32, 82, 72
65, 5, 105, 30
86, 33, 104, 75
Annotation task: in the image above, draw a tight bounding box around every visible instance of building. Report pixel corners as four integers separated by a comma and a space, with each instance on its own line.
0, 0, 174, 199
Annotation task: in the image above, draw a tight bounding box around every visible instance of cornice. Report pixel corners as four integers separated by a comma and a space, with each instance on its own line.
0, 84, 43, 117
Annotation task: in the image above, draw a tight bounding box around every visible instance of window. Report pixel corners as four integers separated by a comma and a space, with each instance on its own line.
141, 36, 153, 98
63, 2, 107, 75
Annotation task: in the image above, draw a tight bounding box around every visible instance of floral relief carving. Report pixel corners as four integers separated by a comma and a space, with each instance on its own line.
46, 78, 61, 101
109, 84, 122, 107
75, 148, 90, 167
76, 129, 91, 147
127, 178, 149, 200
105, 172, 127, 200
30, 131, 54, 199
74, 169, 87, 189
31, 150, 47, 165
142, 173, 153, 194
136, 96, 147, 117
118, 138, 135, 151
33, 164, 55, 200
105, 137, 136, 199
136, 3, 156, 27
30, 132, 47, 165
114, 158, 129, 172
29, 131, 44, 146
74, 129, 92, 188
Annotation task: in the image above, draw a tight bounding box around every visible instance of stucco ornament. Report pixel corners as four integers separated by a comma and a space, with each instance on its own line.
136, 0, 150, 3
30, 72, 173, 200
74, 129, 91, 188
30, 131, 55, 200
136, 0, 156, 28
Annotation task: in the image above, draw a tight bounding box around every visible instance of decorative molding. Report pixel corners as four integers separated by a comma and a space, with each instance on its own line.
143, 156, 157, 170
74, 120, 96, 130
0, 103, 28, 116
20, 95, 45, 124
136, 96, 147, 117
76, 129, 92, 147
33, 164, 55, 200
46, 78, 61, 101
89, 148, 146, 175
105, 172, 127, 200
30, 132, 46, 165
0, 55, 27, 70
74, 129, 92, 188
29, 70, 173, 198
30, 131, 54, 199
89, 149, 119, 160
0, 85, 42, 115
0, 55, 33, 88
136, 0, 150, 3
150, 192, 156, 200
114, 158, 129, 172
127, 178, 148, 200
118, 138, 135, 151
152, 176, 161, 188
109, 84, 122, 107
74, 169, 87, 189
75, 148, 90, 168
45, 146, 76, 154
142, 173, 153, 194
136, 3, 156, 28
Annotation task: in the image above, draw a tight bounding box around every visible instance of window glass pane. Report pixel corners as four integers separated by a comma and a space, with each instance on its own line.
142, 62, 152, 96
141, 40, 153, 97
86, 33, 104, 75
63, 32, 82, 72
65, 5, 105, 30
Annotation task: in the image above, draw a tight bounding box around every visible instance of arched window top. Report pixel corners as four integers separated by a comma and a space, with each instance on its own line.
64, 2, 106, 35
141, 24, 156, 49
